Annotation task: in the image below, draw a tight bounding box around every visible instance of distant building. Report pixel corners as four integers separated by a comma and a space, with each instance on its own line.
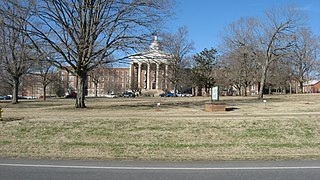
21, 75, 43, 98
59, 68, 77, 95
18, 36, 178, 98
128, 36, 173, 94
303, 80, 320, 93
87, 67, 130, 96
21, 67, 130, 98
58, 67, 131, 97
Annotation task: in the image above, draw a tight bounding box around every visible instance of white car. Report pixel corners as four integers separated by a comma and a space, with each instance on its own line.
105, 94, 117, 98
176, 93, 193, 97
176, 93, 184, 97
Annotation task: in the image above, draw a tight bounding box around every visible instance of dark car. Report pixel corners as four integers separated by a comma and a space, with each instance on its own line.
65, 92, 77, 98
159, 92, 175, 97
0, 95, 11, 100
166, 92, 175, 97
18, 96, 28, 99
123, 92, 134, 98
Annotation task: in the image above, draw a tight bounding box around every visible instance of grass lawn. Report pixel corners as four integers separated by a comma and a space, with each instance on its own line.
0, 94, 320, 161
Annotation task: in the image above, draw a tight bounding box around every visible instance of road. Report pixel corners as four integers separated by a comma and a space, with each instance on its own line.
1, 159, 320, 180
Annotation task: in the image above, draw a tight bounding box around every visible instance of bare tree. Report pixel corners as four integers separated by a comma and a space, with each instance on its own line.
161, 26, 194, 95
221, 17, 261, 96
16, 0, 172, 108
221, 6, 303, 99
32, 55, 58, 100
291, 27, 319, 93
265, 60, 291, 94
0, 0, 34, 104
88, 63, 112, 97
316, 61, 320, 79
256, 6, 303, 99
221, 47, 260, 96
88, 67, 102, 97
221, 17, 260, 54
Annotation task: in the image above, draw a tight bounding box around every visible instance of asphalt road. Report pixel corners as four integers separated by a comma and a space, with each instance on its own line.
1, 158, 320, 180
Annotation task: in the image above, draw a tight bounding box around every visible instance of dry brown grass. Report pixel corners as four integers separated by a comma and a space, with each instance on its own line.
0, 94, 320, 161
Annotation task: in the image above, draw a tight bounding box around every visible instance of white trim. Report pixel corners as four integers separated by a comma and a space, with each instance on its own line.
1, 163, 320, 170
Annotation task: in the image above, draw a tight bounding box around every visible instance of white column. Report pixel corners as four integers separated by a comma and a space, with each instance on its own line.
147, 63, 150, 90
138, 63, 141, 89
156, 63, 159, 89
165, 64, 168, 89
129, 63, 133, 89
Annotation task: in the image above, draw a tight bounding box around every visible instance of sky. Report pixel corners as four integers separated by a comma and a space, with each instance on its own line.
167, 0, 320, 53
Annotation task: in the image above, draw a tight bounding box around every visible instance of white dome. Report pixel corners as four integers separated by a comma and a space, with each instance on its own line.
149, 36, 161, 50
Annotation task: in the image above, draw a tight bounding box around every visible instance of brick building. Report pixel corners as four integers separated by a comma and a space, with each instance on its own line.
21, 67, 130, 98
303, 80, 320, 93
87, 67, 130, 96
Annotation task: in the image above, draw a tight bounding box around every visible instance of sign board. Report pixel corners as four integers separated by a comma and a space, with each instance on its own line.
211, 86, 219, 101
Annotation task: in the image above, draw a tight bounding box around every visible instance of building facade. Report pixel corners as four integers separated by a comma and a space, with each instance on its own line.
21, 67, 130, 98
303, 80, 320, 93
18, 36, 174, 98
128, 36, 173, 94
87, 67, 130, 96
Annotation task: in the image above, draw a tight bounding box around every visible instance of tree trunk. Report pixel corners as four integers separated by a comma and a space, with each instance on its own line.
94, 83, 98, 97
244, 84, 248, 96
289, 82, 292, 94
43, 84, 47, 101
258, 65, 268, 99
12, 77, 19, 104
173, 83, 177, 96
76, 73, 87, 108
299, 81, 303, 93
205, 84, 209, 96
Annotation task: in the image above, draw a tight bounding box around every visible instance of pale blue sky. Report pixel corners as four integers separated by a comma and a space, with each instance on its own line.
167, 0, 320, 52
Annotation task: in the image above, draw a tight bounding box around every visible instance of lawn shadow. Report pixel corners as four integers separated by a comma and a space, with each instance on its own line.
104, 100, 209, 110
226, 107, 239, 112
1, 117, 24, 123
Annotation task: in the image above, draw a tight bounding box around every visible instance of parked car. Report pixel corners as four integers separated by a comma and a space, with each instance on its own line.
176, 93, 185, 97
65, 92, 77, 98
24, 96, 37, 99
184, 93, 193, 97
159, 92, 175, 97
105, 93, 117, 98
166, 92, 175, 97
177, 93, 193, 97
123, 92, 134, 98
0, 95, 11, 100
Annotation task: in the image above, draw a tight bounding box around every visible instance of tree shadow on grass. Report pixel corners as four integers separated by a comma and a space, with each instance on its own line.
105, 100, 208, 110
1, 117, 24, 123
226, 107, 239, 112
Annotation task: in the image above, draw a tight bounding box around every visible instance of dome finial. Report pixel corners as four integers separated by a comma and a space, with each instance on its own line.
150, 35, 161, 50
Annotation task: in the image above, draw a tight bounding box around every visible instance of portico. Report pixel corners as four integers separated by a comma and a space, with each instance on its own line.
129, 37, 172, 92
